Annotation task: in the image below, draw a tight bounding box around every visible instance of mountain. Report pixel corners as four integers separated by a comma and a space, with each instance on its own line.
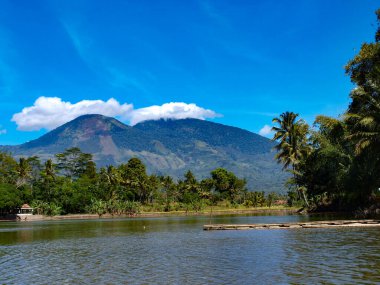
1, 114, 288, 192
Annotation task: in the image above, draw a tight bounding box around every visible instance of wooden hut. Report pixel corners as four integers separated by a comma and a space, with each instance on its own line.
18, 204, 33, 215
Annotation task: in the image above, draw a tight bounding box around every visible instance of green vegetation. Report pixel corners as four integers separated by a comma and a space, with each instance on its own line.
0, 147, 287, 216
272, 9, 380, 214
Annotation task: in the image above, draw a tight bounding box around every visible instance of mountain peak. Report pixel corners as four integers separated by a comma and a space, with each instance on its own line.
68, 114, 129, 129
19, 114, 129, 150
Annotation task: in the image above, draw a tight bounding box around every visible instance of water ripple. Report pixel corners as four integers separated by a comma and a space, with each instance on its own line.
0, 216, 379, 284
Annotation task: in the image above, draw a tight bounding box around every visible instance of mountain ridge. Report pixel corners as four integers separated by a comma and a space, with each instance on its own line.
1, 115, 288, 192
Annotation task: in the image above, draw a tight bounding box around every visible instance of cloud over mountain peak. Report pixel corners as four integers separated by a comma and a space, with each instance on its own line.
11, 97, 220, 131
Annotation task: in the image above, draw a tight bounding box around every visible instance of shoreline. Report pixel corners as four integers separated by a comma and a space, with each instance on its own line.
0, 207, 299, 222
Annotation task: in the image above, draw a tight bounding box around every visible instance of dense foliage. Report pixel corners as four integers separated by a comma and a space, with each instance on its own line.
0, 148, 286, 216
272, 9, 380, 213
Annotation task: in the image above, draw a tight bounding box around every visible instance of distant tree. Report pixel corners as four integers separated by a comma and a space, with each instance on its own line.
0, 183, 22, 214
68, 176, 95, 213
118, 158, 149, 203
84, 161, 97, 179
39, 159, 56, 202
55, 147, 93, 179
177, 170, 201, 209
15, 157, 32, 188
159, 175, 180, 211
199, 178, 213, 200
147, 174, 160, 204
26, 156, 42, 185
0, 152, 17, 185
210, 168, 246, 202
244, 191, 265, 208
266, 192, 278, 208
183, 170, 200, 195
44, 159, 55, 179
103, 165, 121, 200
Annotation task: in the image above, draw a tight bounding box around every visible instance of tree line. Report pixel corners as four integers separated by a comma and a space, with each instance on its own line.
271, 9, 380, 213
0, 147, 286, 216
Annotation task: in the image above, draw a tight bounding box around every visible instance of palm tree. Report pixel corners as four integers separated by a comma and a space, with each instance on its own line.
41, 159, 56, 202
272, 112, 309, 168
272, 111, 311, 207
344, 87, 380, 202
161, 175, 181, 208
44, 159, 55, 178
106, 165, 121, 199
15, 157, 31, 188
345, 86, 380, 155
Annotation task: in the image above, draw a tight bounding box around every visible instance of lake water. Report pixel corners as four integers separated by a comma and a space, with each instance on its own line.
1, 214, 380, 284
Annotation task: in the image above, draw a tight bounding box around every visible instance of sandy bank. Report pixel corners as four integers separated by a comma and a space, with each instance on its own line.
1, 207, 298, 222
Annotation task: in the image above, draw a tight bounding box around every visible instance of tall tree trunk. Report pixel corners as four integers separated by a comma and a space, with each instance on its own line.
300, 187, 309, 208
293, 165, 309, 208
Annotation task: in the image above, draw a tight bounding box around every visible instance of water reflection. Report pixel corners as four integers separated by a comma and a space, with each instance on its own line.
0, 215, 379, 284
282, 228, 380, 284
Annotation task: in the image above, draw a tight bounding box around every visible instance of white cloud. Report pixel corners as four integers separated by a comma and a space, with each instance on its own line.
0, 128, 6, 135
258, 124, 273, 137
12, 97, 133, 131
11, 97, 220, 131
129, 102, 220, 125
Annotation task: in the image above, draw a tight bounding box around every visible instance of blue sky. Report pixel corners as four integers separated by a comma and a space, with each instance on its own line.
0, 0, 378, 145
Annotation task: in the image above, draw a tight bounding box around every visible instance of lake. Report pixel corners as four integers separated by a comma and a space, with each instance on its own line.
1, 214, 379, 284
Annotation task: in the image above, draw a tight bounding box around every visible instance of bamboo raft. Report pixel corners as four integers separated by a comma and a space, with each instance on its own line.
203, 219, 380, 231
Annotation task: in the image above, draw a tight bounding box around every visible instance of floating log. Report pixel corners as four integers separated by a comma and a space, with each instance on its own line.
203, 219, 380, 230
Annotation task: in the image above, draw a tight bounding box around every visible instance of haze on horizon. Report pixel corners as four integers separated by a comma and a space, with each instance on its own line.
0, 0, 378, 145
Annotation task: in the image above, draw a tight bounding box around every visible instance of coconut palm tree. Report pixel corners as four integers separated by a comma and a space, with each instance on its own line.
272, 112, 310, 168
105, 165, 121, 199
41, 159, 56, 202
345, 86, 380, 155
272, 111, 311, 207
44, 159, 55, 178
15, 157, 31, 188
